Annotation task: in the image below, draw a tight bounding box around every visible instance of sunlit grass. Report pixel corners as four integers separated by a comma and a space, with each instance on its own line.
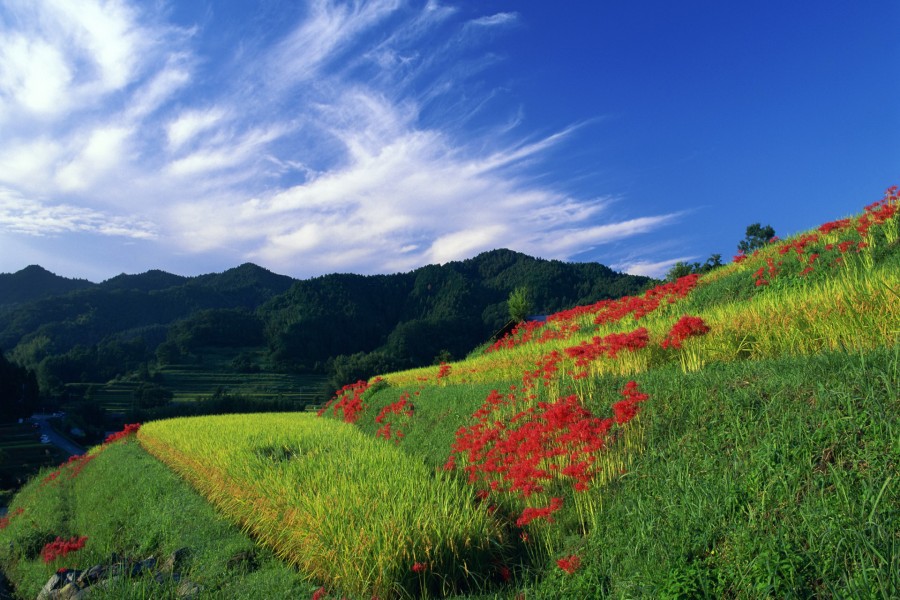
138, 413, 506, 598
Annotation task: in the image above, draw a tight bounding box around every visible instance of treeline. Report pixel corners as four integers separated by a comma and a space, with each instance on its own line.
0, 251, 653, 396
0, 349, 39, 422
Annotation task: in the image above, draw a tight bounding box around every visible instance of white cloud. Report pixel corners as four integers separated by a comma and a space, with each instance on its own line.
0, 187, 155, 238
266, 0, 400, 88
166, 125, 289, 177
0, 0, 681, 279
166, 107, 229, 151
56, 125, 134, 191
469, 12, 519, 28
614, 256, 697, 279
125, 62, 192, 120
0, 138, 65, 191
42, 0, 144, 92
0, 34, 73, 117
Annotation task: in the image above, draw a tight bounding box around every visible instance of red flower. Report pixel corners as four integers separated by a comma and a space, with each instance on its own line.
556, 554, 581, 574
318, 381, 371, 423
412, 561, 427, 573
104, 423, 141, 444
311, 587, 327, 600
40, 536, 88, 563
661, 316, 710, 349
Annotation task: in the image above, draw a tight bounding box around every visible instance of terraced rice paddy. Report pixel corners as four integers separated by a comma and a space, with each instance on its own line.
138, 413, 503, 598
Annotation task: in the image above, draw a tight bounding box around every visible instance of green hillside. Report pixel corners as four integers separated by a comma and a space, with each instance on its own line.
0, 252, 649, 410
1, 187, 897, 599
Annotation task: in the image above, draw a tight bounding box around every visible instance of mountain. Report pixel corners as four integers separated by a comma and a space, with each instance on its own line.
99, 270, 189, 292
0, 265, 94, 307
0, 253, 652, 392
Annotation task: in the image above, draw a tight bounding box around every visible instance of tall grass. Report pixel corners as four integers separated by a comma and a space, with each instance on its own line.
138, 414, 506, 598
0, 438, 316, 599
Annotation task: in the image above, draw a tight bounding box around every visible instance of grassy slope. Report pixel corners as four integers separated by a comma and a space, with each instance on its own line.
350, 190, 900, 598
355, 348, 898, 598
1, 189, 898, 599
0, 440, 317, 599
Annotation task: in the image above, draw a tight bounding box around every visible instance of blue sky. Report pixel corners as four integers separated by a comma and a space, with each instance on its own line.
1, 1, 897, 282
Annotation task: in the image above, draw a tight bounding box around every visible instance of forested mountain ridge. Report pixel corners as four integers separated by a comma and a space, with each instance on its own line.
0, 251, 652, 395
0, 265, 94, 307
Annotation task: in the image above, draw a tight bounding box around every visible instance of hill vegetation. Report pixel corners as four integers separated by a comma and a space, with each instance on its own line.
0, 252, 649, 432
1, 186, 897, 598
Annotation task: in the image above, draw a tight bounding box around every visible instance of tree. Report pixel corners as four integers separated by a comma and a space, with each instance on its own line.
738, 223, 776, 254
507, 286, 532, 323
666, 261, 698, 282
665, 254, 724, 281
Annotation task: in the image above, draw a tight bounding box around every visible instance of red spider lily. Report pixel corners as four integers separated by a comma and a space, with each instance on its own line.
543, 275, 698, 327
611, 381, 650, 424
41, 536, 87, 563
412, 561, 427, 573
661, 316, 711, 350
311, 587, 327, 600
104, 423, 141, 444
42, 454, 97, 485
556, 554, 581, 574
436, 362, 452, 380
564, 327, 649, 368
0, 508, 24, 530
317, 380, 371, 423
516, 497, 564, 526
375, 393, 415, 442
819, 218, 852, 234
778, 233, 820, 260
733, 252, 748, 264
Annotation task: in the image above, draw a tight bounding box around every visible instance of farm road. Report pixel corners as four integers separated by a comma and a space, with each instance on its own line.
28, 414, 84, 458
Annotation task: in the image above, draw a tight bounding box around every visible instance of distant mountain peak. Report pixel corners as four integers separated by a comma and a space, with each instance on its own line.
0, 265, 95, 306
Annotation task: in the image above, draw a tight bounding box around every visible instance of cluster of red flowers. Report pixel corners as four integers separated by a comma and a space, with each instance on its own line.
858, 186, 899, 236
43, 423, 143, 485
374, 392, 415, 442
437, 362, 453, 380
818, 218, 852, 235
753, 257, 781, 287
487, 275, 700, 354
411, 561, 427, 573
545, 275, 700, 328
556, 554, 582, 575
611, 381, 650, 425
661, 316, 711, 350
43, 453, 96, 485
448, 380, 647, 524
485, 320, 581, 354
104, 422, 141, 444
485, 320, 545, 353
40, 536, 88, 563
739, 186, 898, 285
0, 507, 24, 530
596, 274, 700, 325
564, 327, 649, 369
317, 380, 372, 424
516, 496, 564, 526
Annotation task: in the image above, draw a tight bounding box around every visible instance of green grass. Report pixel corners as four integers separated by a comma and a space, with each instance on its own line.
2, 189, 898, 598
138, 413, 505, 599
0, 438, 317, 599
335, 345, 899, 598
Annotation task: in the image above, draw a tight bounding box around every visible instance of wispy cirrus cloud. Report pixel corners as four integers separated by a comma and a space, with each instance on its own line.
0, 0, 680, 279
0, 187, 155, 238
